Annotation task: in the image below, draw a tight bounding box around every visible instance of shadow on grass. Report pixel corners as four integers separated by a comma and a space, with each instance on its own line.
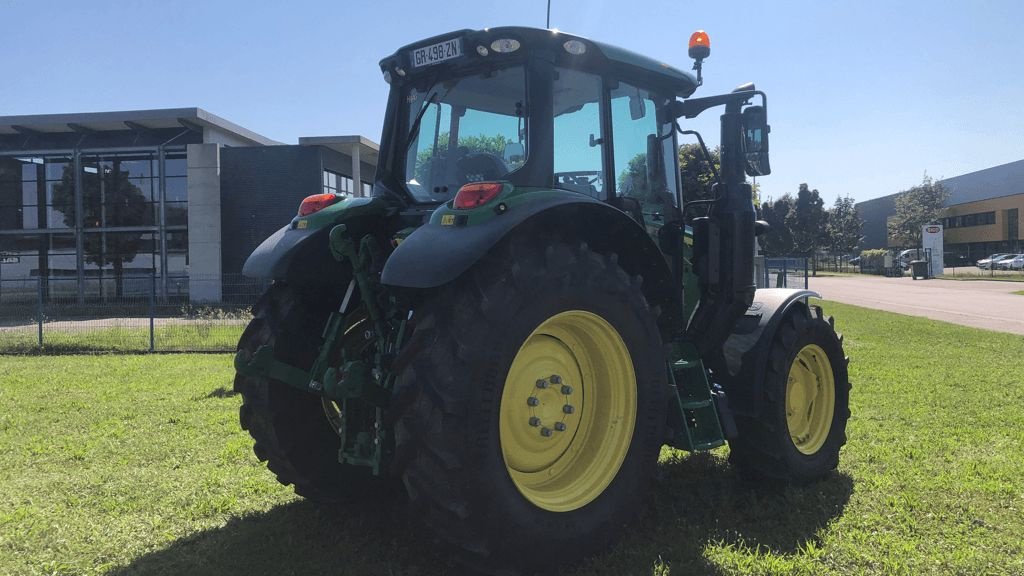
576, 452, 855, 575
111, 453, 852, 576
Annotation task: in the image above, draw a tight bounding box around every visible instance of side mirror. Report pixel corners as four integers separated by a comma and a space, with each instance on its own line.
629, 93, 647, 120
503, 142, 525, 165
741, 105, 771, 176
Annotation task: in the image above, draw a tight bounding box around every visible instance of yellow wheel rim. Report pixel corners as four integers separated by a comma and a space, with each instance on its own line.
499, 310, 636, 512
786, 344, 836, 455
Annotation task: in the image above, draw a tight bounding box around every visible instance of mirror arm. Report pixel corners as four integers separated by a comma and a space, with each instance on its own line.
677, 128, 721, 186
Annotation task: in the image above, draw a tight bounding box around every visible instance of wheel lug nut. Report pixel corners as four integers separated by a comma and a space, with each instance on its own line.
540, 427, 552, 437
561, 385, 573, 395
536, 379, 548, 389
554, 422, 567, 432
527, 397, 539, 407
550, 375, 562, 384
563, 404, 574, 414
529, 416, 540, 427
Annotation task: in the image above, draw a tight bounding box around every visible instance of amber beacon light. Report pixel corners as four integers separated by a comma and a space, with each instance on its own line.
688, 30, 710, 59
688, 30, 711, 86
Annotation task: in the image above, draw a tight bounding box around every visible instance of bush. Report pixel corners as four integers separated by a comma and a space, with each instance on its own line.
859, 249, 889, 274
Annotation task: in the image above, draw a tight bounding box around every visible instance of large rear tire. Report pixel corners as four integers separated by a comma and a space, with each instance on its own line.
234, 283, 376, 500
392, 241, 668, 573
728, 304, 851, 482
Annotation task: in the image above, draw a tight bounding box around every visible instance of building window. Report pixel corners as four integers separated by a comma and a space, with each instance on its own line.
323, 170, 353, 195
945, 210, 995, 229
362, 181, 372, 196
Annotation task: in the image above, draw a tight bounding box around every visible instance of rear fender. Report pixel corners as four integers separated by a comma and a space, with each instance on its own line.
381, 195, 676, 319
704, 288, 819, 417
242, 197, 390, 284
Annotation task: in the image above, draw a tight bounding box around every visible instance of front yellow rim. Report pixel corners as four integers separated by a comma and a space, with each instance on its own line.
499, 310, 636, 512
786, 344, 836, 455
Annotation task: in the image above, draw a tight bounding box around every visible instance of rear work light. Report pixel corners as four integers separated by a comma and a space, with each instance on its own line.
297, 193, 341, 216
453, 182, 504, 209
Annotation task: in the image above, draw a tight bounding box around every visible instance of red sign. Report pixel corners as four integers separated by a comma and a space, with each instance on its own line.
926, 226, 940, 233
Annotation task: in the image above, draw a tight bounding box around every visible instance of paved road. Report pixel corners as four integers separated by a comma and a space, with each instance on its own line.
808, 275, 1024, 335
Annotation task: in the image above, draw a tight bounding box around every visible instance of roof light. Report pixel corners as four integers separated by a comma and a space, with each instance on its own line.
476, 45, 489, 56
490, 38, 521, 53
298, 193, 341, 216
688, 30, 710, 60
382, 69, 392, 84
453, 182, 504, 209
563, 40, 586, 55
395, 66, 406, 77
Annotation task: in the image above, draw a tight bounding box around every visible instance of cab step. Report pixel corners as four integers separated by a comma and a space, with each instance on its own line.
667, 348, 726, 451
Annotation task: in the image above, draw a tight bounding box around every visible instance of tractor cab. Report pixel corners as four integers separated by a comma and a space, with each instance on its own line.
376, 27, 698, 238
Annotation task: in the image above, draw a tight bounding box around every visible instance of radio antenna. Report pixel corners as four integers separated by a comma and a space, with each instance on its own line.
546, 0, 551, 28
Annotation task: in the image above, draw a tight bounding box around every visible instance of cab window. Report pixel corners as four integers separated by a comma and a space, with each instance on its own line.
610, 82, 678, 228
552, 67, 604, 199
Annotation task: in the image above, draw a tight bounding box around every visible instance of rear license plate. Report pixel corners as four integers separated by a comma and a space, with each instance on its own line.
411, 38, 463, 68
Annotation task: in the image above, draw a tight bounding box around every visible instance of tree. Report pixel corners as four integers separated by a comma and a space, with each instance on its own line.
678, 143, 720, 204
887, 174, 949, 248
52, 163, 151, 297
827, 195, 864, 256
759, 194, 795, 256
786, 183, 828, 256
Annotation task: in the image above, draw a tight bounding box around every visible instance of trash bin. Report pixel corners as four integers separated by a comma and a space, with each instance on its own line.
910, 260, 928, 280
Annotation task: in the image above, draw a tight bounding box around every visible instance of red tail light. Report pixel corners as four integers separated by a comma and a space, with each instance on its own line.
453, 182, 503, 210
298, 193, 341, 216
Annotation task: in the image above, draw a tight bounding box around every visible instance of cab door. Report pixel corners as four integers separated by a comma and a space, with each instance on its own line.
607, 81, 681, 243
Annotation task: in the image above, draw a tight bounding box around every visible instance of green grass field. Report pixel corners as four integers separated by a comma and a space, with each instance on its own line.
2, 301, 1023, 575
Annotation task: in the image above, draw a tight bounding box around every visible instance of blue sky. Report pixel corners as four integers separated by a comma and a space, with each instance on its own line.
2, 0, 1022, 204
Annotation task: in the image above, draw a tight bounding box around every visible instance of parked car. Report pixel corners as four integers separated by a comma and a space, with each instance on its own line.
978, 253, 1013, 270
897, 249, 921, 270
996, 254, 1024, 270
848, 256, 861, 266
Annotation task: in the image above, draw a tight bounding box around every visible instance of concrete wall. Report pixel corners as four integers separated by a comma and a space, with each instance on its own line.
186, 143, 222, 302
219, 146, 323, 280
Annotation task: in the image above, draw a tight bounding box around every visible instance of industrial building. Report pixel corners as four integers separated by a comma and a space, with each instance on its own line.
0, 108, 377, 303
857, 159, 1024, 262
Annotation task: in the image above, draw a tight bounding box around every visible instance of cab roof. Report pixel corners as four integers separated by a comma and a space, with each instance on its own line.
382, 26, 699, 98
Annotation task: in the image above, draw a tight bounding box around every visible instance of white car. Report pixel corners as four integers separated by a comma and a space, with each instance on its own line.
996, 254, 1024, 270
978, 253, 1013, 270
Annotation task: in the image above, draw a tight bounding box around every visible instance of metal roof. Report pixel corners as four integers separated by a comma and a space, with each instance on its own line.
298, 135, 380, 164
0, 107, 280, 146
858, 158, 1024, 209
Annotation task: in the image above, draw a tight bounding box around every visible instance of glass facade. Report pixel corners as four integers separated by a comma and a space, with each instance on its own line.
0, 148, 188, 301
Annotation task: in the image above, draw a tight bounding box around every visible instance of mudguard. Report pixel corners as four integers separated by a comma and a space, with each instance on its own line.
381, 194, 666, 290
242, 197, 387, 280
242, 224, 326, 279
705, 288, 819, 417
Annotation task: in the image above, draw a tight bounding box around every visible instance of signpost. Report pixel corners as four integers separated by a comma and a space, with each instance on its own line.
922, 223, 944, 277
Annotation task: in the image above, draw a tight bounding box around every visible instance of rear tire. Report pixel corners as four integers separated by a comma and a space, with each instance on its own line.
234, 283, 376, 500
393, 240, 667, 573
728, 304, 851, 482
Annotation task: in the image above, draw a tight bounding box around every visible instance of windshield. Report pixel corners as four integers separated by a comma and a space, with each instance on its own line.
403, 66, 527, 202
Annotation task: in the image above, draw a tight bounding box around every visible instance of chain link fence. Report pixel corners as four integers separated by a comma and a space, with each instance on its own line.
0, 273, 267, 353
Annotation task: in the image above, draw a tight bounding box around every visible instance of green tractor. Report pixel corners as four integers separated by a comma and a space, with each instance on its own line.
234, 26, 850, 573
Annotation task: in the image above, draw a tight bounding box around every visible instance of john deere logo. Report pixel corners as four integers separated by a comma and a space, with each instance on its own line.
927, 226, 940, 233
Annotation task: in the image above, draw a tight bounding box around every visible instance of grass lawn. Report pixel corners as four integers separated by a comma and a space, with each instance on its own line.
2, 301, 1023, 575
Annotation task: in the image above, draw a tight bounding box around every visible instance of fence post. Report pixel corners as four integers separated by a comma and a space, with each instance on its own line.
782, 259, 788, 288
149, 268, 156, 352
804, 258, 810, 289
36, 275, 43, 349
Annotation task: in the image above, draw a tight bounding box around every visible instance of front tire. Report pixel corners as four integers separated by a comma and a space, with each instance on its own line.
728, 304, 851, 481
393, 241, 667, 573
